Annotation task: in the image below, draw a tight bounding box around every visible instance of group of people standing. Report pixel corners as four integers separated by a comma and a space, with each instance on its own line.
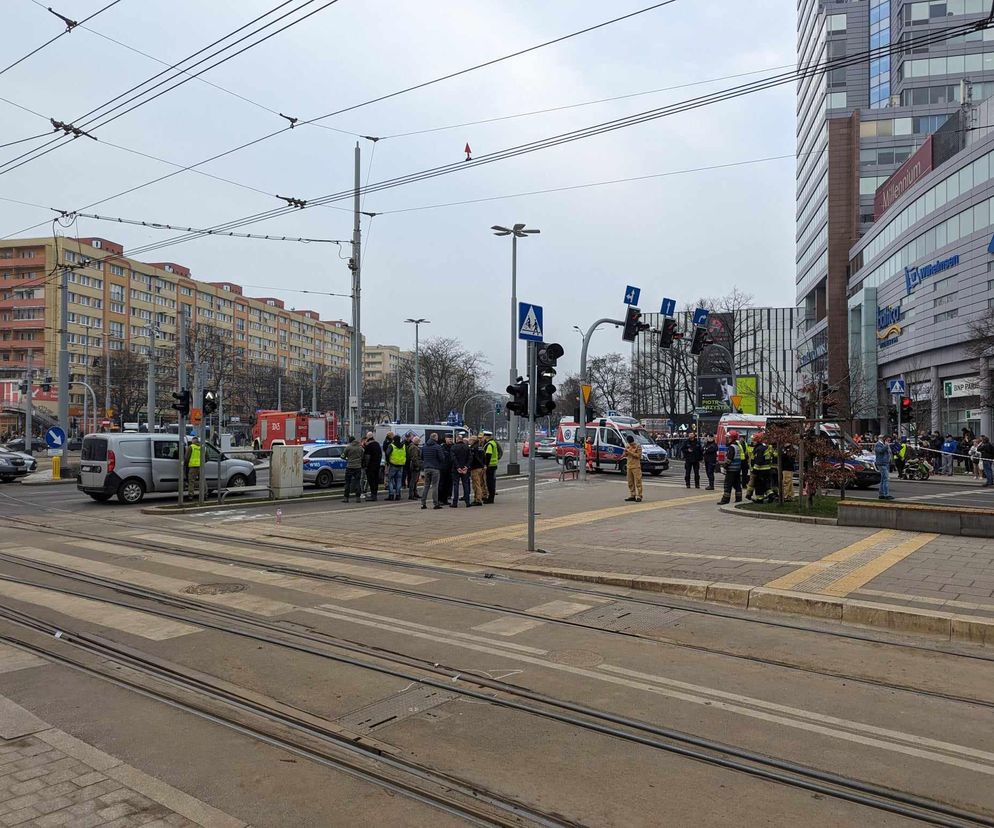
338, 430, 501, 508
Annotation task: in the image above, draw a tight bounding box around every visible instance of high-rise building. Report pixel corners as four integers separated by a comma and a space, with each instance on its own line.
795, 0, 994, 409
362, 345, 414, 386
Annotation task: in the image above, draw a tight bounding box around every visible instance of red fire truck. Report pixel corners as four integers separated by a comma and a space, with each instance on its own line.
251, 410, 339, 451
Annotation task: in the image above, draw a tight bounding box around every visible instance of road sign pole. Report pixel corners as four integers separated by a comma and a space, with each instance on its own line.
527, 341, 537, 552
578, 318, 626, 483
896, 393, 902, 437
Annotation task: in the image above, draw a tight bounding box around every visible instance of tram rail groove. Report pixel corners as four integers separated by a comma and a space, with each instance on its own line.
3, 519, 994, 710
0, 565, 992, 827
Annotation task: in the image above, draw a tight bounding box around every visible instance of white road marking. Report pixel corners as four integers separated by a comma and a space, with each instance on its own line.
471, 617, 545, 636
303, 604, 994, 775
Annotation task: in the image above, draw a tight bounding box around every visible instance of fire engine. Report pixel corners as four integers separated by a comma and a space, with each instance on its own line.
251, 410, 339, 451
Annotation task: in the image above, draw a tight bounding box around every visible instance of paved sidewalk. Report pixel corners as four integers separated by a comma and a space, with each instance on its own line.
0, 687, 244, 827
218, 474, 994, 643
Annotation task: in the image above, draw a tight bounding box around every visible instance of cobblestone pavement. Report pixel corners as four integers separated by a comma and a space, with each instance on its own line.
0, 697, 243, 828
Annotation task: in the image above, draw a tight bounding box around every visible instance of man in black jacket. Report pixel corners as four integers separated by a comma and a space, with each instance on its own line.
420, 433, 444, 509
362, 432, 382, 501
681, 432, 704, 489
438, 435, 453, 506
449, 434, 472, 507
702, 434, 718, 490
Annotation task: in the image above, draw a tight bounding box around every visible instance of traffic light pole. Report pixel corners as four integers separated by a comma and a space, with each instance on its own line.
24, 350, 33, 457
176, 310, 187, 508
58, 267, 70, 468
578, 318, 625, 484
527, 341, 537, 552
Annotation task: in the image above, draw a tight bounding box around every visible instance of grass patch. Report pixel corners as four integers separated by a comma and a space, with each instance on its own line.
739, 495, 839, 518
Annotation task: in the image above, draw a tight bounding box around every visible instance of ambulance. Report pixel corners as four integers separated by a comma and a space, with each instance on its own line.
556, 415, 669, 475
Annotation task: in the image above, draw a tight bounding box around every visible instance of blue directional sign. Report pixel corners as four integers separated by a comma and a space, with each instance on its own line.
887, 378, 907, 395
692, 307, 710, 327
517, 302, 544, 342
44, 426, 66, 449
988, 232, 994, 255
624, 285, 641, 306
660, 297, 676, 317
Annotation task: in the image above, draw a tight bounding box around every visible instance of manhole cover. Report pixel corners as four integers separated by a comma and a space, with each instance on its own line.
182, 583, 247, 595
546, 649, 603, 667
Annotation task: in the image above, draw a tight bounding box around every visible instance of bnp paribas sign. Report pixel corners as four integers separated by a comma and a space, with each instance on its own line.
905, 254, 959, 295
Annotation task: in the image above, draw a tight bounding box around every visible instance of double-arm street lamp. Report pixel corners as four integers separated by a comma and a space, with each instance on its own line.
404, 318, 429, 423
492, 223, 540, 475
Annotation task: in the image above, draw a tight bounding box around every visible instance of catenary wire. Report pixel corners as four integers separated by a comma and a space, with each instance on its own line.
0, 0, 123, 78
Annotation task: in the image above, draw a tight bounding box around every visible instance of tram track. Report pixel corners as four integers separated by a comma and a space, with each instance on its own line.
0, 557, 991, 827
4, 515, 994, 711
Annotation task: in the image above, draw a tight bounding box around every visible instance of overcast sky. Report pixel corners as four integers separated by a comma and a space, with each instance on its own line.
1, 0, 796, 386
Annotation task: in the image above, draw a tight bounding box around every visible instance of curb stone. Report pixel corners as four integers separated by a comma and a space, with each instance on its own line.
503, 563, 994, 647
719, 501, 838, 525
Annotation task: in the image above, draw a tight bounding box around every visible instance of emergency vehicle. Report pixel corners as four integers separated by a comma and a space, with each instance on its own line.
251, 410, 339, 451
714, 413, 880, 489
556, 415, 669, 475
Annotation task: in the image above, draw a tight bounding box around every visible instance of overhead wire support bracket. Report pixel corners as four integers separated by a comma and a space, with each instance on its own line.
45, 6, 78, 32
276, 195, 307, 208
278, 113, 298, 128
361, 135, 380, 142
50, 119, 96, 140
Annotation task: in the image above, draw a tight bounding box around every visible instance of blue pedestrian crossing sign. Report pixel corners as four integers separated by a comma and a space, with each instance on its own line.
692, 307, 710, 327
518, 302, 544, 342
624, 285, 641, 306
660, 297, 676, 317
887, 378, 907, 395
44, 426, 66, 449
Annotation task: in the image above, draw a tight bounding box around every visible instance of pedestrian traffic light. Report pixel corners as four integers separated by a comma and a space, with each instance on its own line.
171, 388, 190, 417
659, 318, 678, 348
17, 379, 28, 395
202, 390, 218, 416
535, 342, 563, 416
900, 396, 913, 417
506, 380, 529, 417
689, 326, 708, 355
622, 307, 646, 342
41, 376, 51, 392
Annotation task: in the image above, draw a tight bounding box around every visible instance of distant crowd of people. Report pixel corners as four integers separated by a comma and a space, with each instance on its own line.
871, 428, 994, 488
337, 430, 502, 508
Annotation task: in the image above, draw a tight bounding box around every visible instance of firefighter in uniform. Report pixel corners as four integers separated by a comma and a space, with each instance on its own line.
623, 435, 643, 502
750, 432, 776, 503
718, 429, 749, 505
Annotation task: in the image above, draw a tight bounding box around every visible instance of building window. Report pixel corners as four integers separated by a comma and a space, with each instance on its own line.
935, 308, 960, 322
934, 292, 958, 306
827, 13, 847, 32
827, 92, 847, 109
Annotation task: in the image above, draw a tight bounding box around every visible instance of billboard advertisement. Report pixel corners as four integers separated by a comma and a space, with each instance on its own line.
697, 375, 735, 413
697, 312, 734, 375
735, 375, 758, 415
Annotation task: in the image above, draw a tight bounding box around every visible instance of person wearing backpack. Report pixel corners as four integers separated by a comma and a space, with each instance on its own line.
483, 430, 501, 503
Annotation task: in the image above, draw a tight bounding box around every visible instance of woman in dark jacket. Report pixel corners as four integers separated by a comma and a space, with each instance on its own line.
363, 434, 383, 501
702, 435, 719, 491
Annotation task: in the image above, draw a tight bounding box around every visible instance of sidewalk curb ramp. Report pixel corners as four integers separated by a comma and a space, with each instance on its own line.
719, 502, 837, 525
838, 499, 994, 538
500, 564, 994, 647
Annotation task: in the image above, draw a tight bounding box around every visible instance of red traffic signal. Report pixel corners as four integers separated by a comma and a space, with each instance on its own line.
622, 307, 643, 342
900, 397, 913, 414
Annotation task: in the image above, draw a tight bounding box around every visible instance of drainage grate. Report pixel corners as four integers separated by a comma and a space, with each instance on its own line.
570, 602, 688, 634
182, 582, 247, 595
337, 685, 459, 736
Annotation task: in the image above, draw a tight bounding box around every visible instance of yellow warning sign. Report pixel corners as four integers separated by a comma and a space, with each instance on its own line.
730, 395, 742, 411
580, 384, 592, 404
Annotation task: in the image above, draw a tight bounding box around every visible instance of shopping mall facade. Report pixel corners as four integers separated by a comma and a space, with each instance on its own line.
848, 100, 994, 436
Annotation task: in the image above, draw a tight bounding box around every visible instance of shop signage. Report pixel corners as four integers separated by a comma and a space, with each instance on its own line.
943, 376, 980, 398
798, 342, 827, 367
874, 136, 933, 219
905, 254, 959, 295
876, 303, 903, 346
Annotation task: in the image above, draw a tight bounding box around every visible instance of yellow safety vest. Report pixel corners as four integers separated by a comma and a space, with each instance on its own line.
388, 443, 406, 466
485, 439, 499, 467
188, 443, 201, 468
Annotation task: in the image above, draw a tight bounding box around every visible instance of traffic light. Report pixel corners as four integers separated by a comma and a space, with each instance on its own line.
622, 307, 645, 342
202, 390, 218, 416
17, 379, 28, 395
535, 342, 564, 416
659, 318, 678, 348
900, 396, 913, 417
41, 376, 51, 392
506, 380, 529, 417
171, 388, 190, 417
689, 326, 708, 355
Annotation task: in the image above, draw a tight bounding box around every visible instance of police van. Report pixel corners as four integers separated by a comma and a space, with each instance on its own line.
556, 415, 669, 475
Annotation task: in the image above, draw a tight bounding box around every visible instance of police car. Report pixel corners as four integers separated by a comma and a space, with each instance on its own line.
302, 442, 348, 488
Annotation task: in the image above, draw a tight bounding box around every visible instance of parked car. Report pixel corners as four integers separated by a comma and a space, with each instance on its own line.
2, 450, 37, 472
3, 437, 48, 454
0, 452, 29, 483
77, 433, 256, 504
302, 443, 347, 488
535, 437, 557, 458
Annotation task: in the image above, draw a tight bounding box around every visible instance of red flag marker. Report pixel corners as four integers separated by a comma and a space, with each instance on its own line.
464, 142, 472, 161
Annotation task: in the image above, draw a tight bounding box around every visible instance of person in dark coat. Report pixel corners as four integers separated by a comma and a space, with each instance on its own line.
702, 434, 718, 491
681, 432, 704, 489
449, 434, 472, 507
438, 435, 453, 505
363, 432, 382, 501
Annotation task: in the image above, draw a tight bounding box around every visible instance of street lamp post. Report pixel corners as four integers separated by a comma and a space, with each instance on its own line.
492, 223, 540, 475
404, 318, 429, 422
577, 318, 626, 483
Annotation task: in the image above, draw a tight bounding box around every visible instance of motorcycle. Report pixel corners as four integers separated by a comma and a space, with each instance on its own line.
904, 457, 932, 481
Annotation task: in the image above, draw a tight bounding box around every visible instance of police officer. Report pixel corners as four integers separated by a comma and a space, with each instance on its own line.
483, 430, 500, 503
718, 429, 749, 505
184, 435, 201, 500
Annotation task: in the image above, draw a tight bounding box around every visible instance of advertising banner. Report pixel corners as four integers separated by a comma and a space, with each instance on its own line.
697, 375, 735, 413
735, 375, 758, 415
874, 135, 933, 219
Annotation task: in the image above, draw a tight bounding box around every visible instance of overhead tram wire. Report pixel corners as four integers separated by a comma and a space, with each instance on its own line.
0, 0, 124, 79
84, 15, 987, 257
0, 0, 684, 238
0, 0, 340, 177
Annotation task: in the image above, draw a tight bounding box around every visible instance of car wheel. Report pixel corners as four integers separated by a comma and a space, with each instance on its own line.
227, 473, 248, 489
88, 493, 112, 502
116, 478, 146, 504
315, 469, 333, 488
854, 481, 871, 490
618, 460, 627, 474
650, 470, 662, 477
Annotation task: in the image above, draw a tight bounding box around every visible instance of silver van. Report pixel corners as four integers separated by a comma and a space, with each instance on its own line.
78, 434, 256, 504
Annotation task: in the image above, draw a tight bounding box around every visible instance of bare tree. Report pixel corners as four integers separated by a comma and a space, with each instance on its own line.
587, 353, 632, 413
91, 351, 149, 423
400, 337, 490, 424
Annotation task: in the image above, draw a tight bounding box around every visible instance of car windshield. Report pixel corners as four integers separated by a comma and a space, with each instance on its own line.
621, 429, 655, 446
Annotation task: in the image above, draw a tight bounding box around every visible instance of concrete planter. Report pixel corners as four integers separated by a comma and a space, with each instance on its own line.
838, 500, 994, 537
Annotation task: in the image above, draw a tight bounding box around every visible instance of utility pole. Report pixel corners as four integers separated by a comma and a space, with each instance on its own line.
176, 310, 187, 508
146, 320, 158, 433
104, 338, 111, 425
57, 267, 70, 465
350, 141, 363, 437
277, 374, 282, 410
578, 318, 625, 483
311, 363, 317, 413
24, 349, 33, 456
527, 341, 538, 552
196, 357, 206, 505
83, 323, 90, 436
